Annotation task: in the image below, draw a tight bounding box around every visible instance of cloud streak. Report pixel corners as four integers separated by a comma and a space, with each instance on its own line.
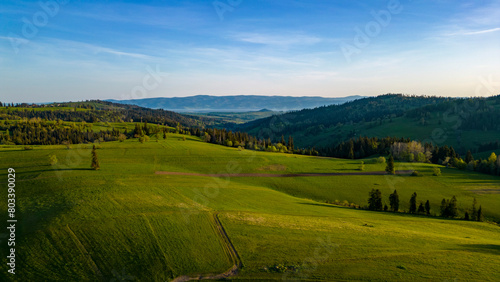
231, 32, 322, 47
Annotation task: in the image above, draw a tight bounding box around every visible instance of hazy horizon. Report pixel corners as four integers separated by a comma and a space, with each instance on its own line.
1, 0, 499, 103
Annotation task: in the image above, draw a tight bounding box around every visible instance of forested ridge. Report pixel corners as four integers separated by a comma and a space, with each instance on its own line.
239, 94, 454, 133
1, 96, 499, 178
236, 94, 500, 153
0, 100, 218, 128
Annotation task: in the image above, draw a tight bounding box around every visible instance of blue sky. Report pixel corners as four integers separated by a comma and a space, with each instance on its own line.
1, 0, 499, 103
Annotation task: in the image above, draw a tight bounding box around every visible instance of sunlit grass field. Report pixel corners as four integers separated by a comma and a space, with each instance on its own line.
1, 135, 499, 280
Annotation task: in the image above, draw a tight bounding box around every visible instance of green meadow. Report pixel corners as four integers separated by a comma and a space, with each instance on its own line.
1, 134, 499, 280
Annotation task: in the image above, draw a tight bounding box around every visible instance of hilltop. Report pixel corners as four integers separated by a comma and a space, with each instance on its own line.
236, 94, 500, 156
0, 100, 220, 128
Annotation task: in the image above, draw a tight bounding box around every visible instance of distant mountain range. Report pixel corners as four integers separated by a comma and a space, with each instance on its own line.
106, 95, 365, 112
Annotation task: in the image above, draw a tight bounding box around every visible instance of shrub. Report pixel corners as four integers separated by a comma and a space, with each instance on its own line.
49, 155, 58, 166
23, 146, 33, 150
433, 167, 441, 176
377, 156, 386, 164
411, 171, 423, 177
359, 161, 365, 171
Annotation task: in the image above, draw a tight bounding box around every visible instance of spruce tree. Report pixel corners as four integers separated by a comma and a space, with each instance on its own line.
386, 155, 395, 175
91, 145, 100, 170
418, 202, 425, 214
409, 192, 417, 214
471, 198, 477, 221
449, 196, 458, 217
389, 189, 399, 212
465, 150, 474, 164
477, 206, 484, 222
425, 200, 431, 215
368, 189, 383, 211
440, 199, 448, 217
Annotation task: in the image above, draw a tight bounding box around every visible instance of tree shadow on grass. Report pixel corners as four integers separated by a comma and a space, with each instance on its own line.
453, 244, 500, 256
297, 202, 472, 221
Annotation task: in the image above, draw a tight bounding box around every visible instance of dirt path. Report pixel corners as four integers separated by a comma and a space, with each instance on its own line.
171, 212, 242, 282
156, 170, 414, 177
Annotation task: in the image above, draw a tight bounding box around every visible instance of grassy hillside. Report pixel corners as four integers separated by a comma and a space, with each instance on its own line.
238, 94, 500, 156
1, 136, 499, 280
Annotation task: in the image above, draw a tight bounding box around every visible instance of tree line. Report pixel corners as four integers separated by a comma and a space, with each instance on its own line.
320, 136, 500, 178
368, 189, 484, 221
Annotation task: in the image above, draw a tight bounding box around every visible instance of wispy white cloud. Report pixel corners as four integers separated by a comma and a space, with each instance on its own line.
231, 32, 322, 46
40, 38, 152, 59
0, 35, 29, 44
460, 27, 500, 35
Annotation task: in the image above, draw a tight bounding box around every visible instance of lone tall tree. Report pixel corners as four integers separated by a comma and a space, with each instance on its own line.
386, 155, 395, 175
471, 198, 478, 221
91, 145, 100, 170
409, 192, 417, 214
477, 206, 484, 222
389, 189, 399, 212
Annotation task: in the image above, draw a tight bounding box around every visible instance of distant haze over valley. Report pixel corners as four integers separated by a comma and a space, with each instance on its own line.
106, 95, 366, 112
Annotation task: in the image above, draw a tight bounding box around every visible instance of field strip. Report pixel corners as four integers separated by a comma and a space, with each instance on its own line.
141, 214, 176, 275
156, 170, 414, 177
171, 212, 242, 282
65, 225, 104, 279
212, 212, 242, 268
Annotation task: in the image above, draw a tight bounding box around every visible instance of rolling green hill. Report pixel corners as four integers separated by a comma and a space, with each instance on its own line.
0, 100, 219, 128
237, 94, 500, 156
1, 135, 499, 281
